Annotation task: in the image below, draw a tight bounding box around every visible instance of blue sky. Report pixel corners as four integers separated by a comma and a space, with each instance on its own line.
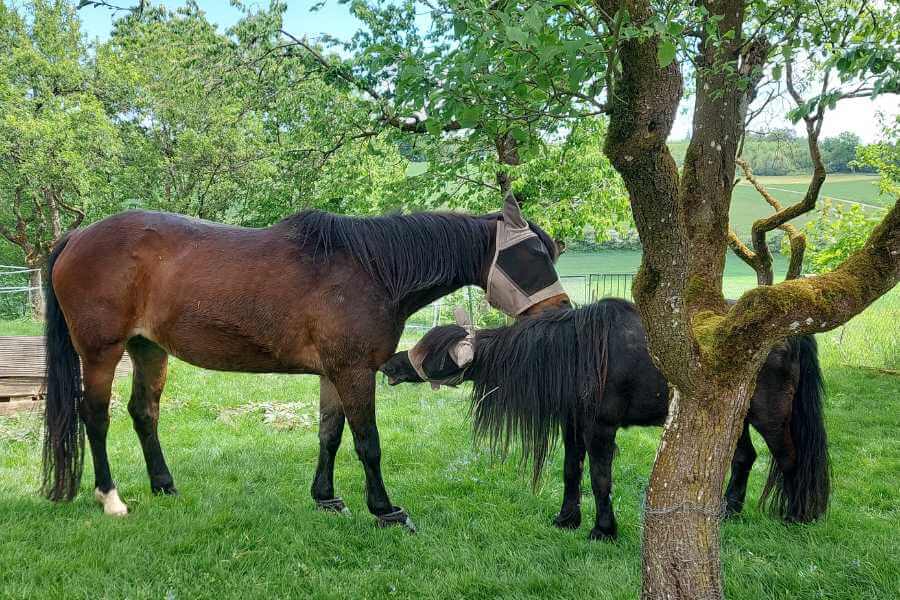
76, 1, 895, 143
78, 0, 361, 43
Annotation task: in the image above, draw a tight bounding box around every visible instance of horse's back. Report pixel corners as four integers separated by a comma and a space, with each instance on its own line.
51, 210, 388, 374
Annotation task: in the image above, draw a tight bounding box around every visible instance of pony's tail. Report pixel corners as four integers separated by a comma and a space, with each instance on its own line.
760, 335, 831, 522
40, 234, 85, 502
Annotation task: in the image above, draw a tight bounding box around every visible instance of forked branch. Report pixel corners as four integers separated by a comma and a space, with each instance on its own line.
734, 158, 807, 285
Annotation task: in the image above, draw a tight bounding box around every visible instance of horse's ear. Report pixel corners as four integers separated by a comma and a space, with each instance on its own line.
502, 190, 528, 229
453, 306, 473, 329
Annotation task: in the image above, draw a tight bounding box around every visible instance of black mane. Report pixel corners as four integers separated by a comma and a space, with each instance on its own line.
468, 298, 638, 483
281, 210, 558, 304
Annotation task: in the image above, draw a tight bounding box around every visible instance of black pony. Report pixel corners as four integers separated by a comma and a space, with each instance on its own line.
380, 299, 830, 540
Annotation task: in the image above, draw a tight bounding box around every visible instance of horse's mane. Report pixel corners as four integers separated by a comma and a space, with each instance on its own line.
281, 210, 558, 304
468, 298, 638, 484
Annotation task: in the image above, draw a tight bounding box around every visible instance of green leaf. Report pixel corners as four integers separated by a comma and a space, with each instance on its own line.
524, 6, 544, 32
510, 126, 528, 143
453, 18, 467, 38
657, 39, 676, 68
667, 22, 684, 37
458, 106, 482, 129
505, 26, 528, 47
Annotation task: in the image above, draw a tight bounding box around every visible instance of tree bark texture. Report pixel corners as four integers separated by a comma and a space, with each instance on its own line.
641, 381, 755, 600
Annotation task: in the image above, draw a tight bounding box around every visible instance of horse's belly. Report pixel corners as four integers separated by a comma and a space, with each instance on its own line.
163, 340, 319, 374
139, 306, 323, 375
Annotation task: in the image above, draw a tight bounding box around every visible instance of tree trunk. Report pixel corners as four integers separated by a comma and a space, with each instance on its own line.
641, 378, 756, 599
28, 267, 45, 320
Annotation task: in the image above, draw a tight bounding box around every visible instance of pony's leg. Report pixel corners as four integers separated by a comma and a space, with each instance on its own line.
724, 423, 756, 517
311, 376, 349, 514
553, 413, 585, 529
586, 423, 618, 541
126, 337, 176, 495
81, 346, 128, 516
334, 368, 413, 530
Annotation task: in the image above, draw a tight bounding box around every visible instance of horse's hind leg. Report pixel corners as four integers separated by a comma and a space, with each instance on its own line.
553, 413, 585, 529
311, 376, 349, 514
334, 368, 413, 530
724, 422, 756, 517
126, 337, 176, 495
585, 423, 618, 541
81, 345, 128, 516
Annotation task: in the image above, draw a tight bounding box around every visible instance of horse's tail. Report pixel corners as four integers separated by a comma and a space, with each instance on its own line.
760, 335, 830, 522
40, 233, 85, 502
470, 300, 618, 486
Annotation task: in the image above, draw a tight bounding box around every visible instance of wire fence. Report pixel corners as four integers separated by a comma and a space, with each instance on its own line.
0, 266, 40, 320
404, 273, 635, 332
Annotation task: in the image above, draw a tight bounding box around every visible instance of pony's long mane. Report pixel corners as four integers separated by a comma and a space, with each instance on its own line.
469, 298, 635, 485
282, 210, 557, 304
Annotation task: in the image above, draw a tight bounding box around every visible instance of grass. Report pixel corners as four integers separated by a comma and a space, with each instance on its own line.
729, 174, 890, 237
1, 272, 898, 598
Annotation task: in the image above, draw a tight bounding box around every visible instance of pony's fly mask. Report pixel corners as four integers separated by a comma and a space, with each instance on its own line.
408, 307, 476, 390
486, 193, 566, 316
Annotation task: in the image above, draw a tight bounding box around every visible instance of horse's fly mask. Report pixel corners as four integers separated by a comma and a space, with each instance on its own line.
486, 193, 566, 316
408, 307, 476, 389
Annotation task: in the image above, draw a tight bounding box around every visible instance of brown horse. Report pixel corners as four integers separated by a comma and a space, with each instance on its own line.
41, 199, 570, 529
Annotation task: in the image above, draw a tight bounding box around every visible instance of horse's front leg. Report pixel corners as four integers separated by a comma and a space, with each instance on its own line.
334, 368, 414, 532
311, 376, 350, 515
724, 422, 756, 517
553, 412, 585, 529
586, 423, 618, 541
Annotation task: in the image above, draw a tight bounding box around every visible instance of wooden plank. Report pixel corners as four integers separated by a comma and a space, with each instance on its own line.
0, 398, 42, 416
0, 377, 44, 397
0, 336, 131, 378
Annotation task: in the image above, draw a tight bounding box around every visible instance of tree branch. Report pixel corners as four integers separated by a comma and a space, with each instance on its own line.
697, 199, 899, 368
736, 158, 808, 284
57, 198, 85, 230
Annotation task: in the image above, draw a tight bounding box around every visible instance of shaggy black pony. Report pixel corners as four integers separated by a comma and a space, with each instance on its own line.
380, 299, 829, 540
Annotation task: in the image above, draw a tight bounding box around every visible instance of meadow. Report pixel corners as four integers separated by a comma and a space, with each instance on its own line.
728, 174, 889, 237
0, 260, 898, 599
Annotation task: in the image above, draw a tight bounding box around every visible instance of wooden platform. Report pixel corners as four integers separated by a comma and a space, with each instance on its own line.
0, 336, 131, 414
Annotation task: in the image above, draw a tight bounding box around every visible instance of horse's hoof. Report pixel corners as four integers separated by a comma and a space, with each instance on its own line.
553, 506, 582, 529
152, 483, 178, 496
376, 507, 416, 533
316, 497, 352, 517
588, 527, 617, 542
94, 487, 129, 517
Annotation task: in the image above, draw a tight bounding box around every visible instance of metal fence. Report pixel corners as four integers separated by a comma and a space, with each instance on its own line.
0, 266, 39, 320
404, 272, 635, 332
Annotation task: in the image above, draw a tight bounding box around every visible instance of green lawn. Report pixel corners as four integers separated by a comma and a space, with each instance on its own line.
1, 279, 898, 598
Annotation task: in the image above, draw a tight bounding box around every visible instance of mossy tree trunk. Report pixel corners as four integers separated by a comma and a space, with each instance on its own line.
596, 0, 900, 598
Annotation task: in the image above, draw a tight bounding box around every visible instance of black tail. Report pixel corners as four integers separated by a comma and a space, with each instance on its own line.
40, 234, 85, 502
760, 335, 830, 522
470, 300, 623, 486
